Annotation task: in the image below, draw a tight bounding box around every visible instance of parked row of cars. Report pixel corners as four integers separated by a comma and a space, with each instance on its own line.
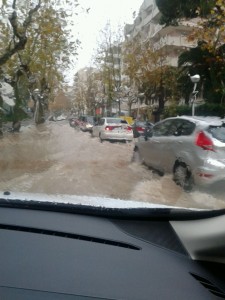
69, 115, 153, 142
69, 114, 225, 191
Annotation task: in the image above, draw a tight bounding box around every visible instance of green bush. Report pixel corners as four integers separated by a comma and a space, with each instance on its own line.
195, 103, 225, 117
1, 107, 30, 122
163, 105, 191, 118
163, 103, 225, 118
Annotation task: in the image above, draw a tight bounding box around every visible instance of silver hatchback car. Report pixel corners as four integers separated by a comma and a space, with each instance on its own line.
134, 116, 225, 191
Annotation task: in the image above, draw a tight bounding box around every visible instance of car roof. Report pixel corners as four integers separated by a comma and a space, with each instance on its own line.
102, 117, 122, 119
101, 117, 127, 121
165, 116, 225, 126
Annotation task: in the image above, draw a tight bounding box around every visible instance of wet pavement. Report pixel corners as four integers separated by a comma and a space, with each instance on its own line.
0, 119, 224, 210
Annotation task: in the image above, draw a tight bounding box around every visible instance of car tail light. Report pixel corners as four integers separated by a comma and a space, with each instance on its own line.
126, 126, 132, 131
105, 126, 115, 131
195, 131, 214, 151
197, 173, 214, 178
137, 126, 144, 132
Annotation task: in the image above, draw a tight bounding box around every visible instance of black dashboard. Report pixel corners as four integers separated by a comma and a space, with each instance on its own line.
1, 204, 225, 299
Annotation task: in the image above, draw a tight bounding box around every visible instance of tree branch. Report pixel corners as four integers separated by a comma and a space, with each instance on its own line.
0, 0, 41, 66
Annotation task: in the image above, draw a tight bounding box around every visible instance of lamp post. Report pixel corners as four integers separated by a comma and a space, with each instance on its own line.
189, 74, 200, 116
115, 99, 121, 115
115, 86, 123, 116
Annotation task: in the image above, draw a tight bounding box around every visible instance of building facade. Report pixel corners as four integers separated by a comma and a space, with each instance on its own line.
123, 0, 198, 120
124, 0, 196, 67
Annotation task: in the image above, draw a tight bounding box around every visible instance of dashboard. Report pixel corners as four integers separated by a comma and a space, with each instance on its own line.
0, 199, 225, 299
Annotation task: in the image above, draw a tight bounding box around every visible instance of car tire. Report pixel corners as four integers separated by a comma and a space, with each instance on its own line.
173, 162, 193, 192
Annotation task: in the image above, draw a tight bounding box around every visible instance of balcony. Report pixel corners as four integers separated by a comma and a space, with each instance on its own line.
148, 23, 163, 39
153, 34, 197, 51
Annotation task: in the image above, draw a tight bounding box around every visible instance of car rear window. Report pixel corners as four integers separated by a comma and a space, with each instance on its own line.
135, 121, 145, 126
107, 118, 127, 124
208, 125, 225, 143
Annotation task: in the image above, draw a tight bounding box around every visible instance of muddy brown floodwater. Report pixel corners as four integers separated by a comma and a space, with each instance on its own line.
0, 119, 225, 210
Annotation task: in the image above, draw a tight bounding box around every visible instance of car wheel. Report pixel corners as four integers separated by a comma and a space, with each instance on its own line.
173, 162, 193, 192
99, 133, 103, 143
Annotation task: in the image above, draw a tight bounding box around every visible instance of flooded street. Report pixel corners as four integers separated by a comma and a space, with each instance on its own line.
0, 120, 225, 210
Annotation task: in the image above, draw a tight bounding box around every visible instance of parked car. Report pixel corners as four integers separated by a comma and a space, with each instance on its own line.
69, 117, 80, 128
134, 116, 225, 191
49, 113, 67, 122
92, 117, 133, 142
132, 120, 153, 138
78, 115, 96, 132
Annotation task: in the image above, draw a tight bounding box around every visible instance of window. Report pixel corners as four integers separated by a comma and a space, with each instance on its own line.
107, 118, 123, 124
169, 119, 195, 136
153, 119, 195, 137
176, 120, 195, 136
99, 119, 105, 126
153, 120, 175, 136
208, 125, 225, 142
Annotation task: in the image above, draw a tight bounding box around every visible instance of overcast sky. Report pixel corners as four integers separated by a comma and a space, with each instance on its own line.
73, 0, 144, 70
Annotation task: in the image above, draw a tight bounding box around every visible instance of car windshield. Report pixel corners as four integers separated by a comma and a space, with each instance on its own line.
0, 0, 225, 214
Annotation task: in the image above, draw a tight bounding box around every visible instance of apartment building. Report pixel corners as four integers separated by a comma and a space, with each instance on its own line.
123, 0, 198, 119
124, 0, 196, 67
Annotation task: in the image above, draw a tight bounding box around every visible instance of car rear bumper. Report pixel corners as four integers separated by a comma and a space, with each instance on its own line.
80, 125, 93, 132
193, 160, 225, 186
101, 131, 133, 141
81, 128, 93, 132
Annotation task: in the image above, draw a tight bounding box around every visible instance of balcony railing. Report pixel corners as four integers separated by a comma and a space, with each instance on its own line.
153, 34, 196, 51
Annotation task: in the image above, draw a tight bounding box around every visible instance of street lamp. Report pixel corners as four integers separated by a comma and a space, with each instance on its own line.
115, 99, 121, 115
189, 74, 200, 116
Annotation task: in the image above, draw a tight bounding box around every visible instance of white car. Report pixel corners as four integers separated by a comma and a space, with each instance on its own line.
92, 117, 133, 142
